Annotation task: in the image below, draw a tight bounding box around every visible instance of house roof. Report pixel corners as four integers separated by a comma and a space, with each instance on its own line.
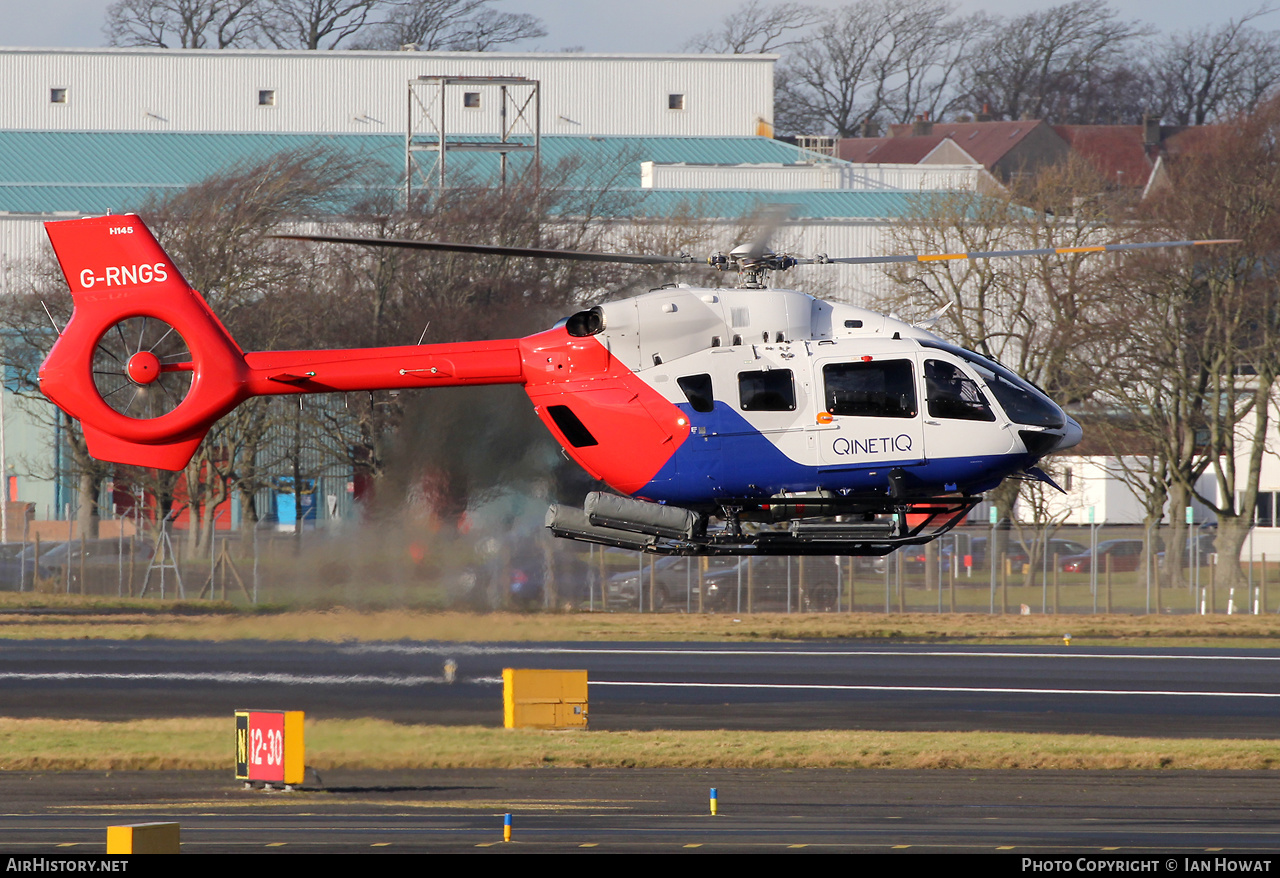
884, 120, 1057, 168
1052, 125, 1154, 189
838, 135, 948, 164
1160, 124, 1226, 157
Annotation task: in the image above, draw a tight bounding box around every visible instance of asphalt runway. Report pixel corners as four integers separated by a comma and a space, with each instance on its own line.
4, 639, 1279, 854
3, 769, 1280, 854
1, 640, 1279, 736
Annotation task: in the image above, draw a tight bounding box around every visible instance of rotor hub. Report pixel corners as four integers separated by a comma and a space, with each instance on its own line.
126, 351, 161, 385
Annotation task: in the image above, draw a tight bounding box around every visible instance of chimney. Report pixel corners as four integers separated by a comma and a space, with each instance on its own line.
860, 117, 880, 138
912, 112, 933, 137
1142, 113, 1160, 146
977, 102, 994, 123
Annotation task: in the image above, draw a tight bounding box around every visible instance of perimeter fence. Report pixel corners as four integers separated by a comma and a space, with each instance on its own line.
0, 521, 1272, 616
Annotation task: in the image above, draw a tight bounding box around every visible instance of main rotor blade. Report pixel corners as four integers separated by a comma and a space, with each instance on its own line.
273, 233, 697, 266
822, 238, 1242, 265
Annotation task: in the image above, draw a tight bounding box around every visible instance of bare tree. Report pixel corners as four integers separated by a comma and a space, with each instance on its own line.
451, 8, 544, 51
775, 0, 902, 136
962, 0, 1150, 123
354, 0, 544, 51
1052, 61, 1154, 125
104, 0, 260, 48
1143, 6, 1280, 125
1102, 100, 1280, 592
684, 1, 821, 54
254, 0, 379, 49
876, 3, 991, 125
1078, 261, 1210, 589
775, 0, 988, 136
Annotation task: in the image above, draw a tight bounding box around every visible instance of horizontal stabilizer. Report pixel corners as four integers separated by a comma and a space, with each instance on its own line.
267, 372, 315, 385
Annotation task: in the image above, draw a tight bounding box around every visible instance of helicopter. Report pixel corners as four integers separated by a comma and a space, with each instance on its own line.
37, 213, 1234, 558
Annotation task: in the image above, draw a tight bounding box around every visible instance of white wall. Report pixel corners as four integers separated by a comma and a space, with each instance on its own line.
1, 48, 774, 137
642, 161, 993, 192
1043, 455, 1219, 526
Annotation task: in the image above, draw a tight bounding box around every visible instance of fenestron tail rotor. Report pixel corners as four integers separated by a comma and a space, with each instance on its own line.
91, 317, 194, 420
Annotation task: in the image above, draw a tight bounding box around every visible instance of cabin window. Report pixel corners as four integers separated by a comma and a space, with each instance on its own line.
739, 369, 795, 412
823, 360, 916, 418
677, 374, 715, 413
258, 89, 276, 106
925, 359, 994, 421
668, 93, 685, 110
463, 92, 481, 108
547, 405, 598, 448
50, 88, 68, 104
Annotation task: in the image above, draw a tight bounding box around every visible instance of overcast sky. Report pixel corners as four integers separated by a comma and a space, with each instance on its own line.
6, 0, 1274, 52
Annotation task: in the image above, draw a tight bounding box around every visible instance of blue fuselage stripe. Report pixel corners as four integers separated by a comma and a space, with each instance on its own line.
641, 402, 1029, 503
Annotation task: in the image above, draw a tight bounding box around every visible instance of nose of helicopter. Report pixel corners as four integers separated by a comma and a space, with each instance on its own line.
1054, 414, 1083, 452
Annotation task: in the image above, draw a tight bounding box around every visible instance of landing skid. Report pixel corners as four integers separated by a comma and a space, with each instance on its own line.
546, 494, 979, 557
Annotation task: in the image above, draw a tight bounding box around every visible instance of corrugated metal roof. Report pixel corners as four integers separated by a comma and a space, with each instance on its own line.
0, 131, 918, 218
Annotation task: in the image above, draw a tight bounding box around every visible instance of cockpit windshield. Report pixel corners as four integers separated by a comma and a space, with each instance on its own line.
918, 340, 1065, 428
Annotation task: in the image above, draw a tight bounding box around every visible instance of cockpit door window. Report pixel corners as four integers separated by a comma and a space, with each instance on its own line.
925, 359, 995, 422
919, 339, 1065, 428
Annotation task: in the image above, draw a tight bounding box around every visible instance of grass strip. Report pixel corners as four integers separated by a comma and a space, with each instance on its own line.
2, 605, 1280, 647
1, 717, 1278, 772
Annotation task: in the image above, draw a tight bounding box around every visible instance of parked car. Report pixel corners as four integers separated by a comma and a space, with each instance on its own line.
908, 537, 1087, 573
974, 537, 1090, 566
1059, 539, 1146, 574
0, 541, 71, 591
605, 555, 691, 610
0, 543, 36, 591
605, 555, 841, 612
700, 556, 838, 612
29, 539, 156, 591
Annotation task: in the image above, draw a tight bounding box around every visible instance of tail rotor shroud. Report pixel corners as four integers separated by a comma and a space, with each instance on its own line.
92, 317, 194, 420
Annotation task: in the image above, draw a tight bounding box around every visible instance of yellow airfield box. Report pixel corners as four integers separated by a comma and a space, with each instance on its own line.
502, 669, 588, 729
235, 709, 305, 785
106, 822, 180, 854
